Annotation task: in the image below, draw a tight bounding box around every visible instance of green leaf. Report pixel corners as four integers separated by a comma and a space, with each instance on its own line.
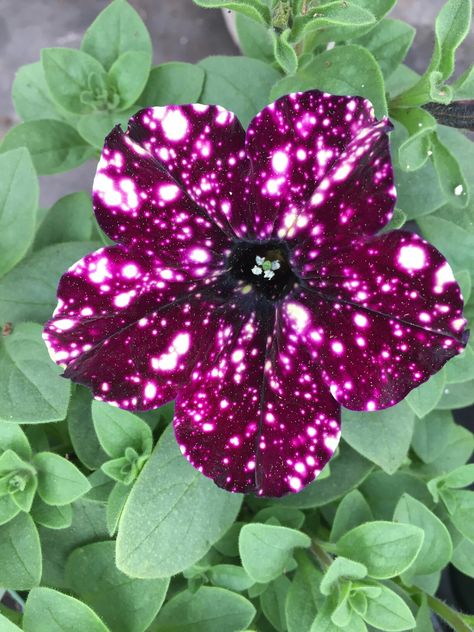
92, 400, 153, 458
85, 469, 114, 503
23, 587, 109, 632
444, 490, 474, 542
253, 506, 305, 530
0, 323, 71, 424
193, 0, 270, 24
33, 452, 91, 506
290, 2, 376, 44
108, 51, 150, 110
0, 148, 38, 277
436, 379, 474, 409
213, 522, 243, 558
198, 56, 281, 128
393, 494, 452, 578
0, 612, 22, 631
270, 45, 387, 118
31, 496, 73, 530
0, 513, 41, 589
106, 482, 129, 536
12, 61, 65, 122
116, 425, 242, 578
452, 64, 474, 99
430, 133, 469, 208
0, 495, 20, 526
76, 109, 133, 149
418, 215, 474, 275
0, 120, 95, 175
67, 386, 107, 471
430, 0, 472, 81
0, 241, 98, 324
272, 29, 298, 74
42, 47, 108, 114
342, 401, 414, 474
355, 18, 415, 79
406, 370, 447, 418
276, 442, 373, 509
81, 0, 152, 71
66, 541, 168, 632
445, 342, 474, 384
207, 564, 254, 592
436, 464, 474, 491
331, 490, 373, 542
286, 553, 323, 632
361, 471, 432, 520
451, 537, 474, 577
139, 62, 205, 106
393, 108, 436, 172
153, 586, 256, 632
362, 585, 416, 631
0, 424, 31, 460
261, 576, 291, 632
34, 192, 94, 250
320, 557, 367, 596
309, 598, 344, 632
411, 409, 454, 464
235, 14, 274, 63
239, 523, 310, 583
39, 499, 108, 589
336, 521, 424, 579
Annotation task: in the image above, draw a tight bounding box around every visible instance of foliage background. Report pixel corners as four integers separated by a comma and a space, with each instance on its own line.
0, 1, 473, 631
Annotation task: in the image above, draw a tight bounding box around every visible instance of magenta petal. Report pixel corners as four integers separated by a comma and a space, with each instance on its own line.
93, 127, 231, 271
174, 306, 340, 496
289, 119, 396, 270
283, 231, 467, 411
43, 245, 225, 410
245, 91, 378, 239
126, 105, 254, 237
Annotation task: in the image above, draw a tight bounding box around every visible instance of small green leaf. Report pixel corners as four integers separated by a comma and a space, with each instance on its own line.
108, 51, 150, 110
31, 497, 73, 530
42, 47, 108, 114
451, 537, 474, 578
0, 424, 31, 461
235, 14, 274, 63
336, 521, 424, 579
436, 379, 474, 409
208, 564, 254, 592
362, 585, 416, 631
436, 464, 474, 491
430, 0, 472, 81
342, 401, 415, 474
270, 45, 387, 118
289, 2, 376, 44
116, 425, 242, 578
67, 386, 107, 471
23, 587, 109, 632
381, 208, 407, 232
393, 494, 452, 578
331, 490, 373, 542
106, 482, 129, 536
310, 597, 344, 632
12, 61, 65, 122
239, 523, 310, 583
452, 64, 474, 99
198, 56, 281, 128
445, 342, 474, 384
0, 495, 20, 526
85, 469, 114, 503
418, 215, 474, 275
286, 553, 323, 632
66, 540, 168, 632
393, 107, 436, 172
193, 0, 271, 24
92, 400, 153, 458
0, 513, 41, 590
34, 192, 94, 250
0, 148, 38, 277
0, 612, 22, 631
0, 120, 95, 175
139, 62, 205, 106
406, 369, 447, 418
0, 323, 71, 424
361, 471, 432, 520
253, 506, 305, 530
320, 557, 367, 596
153, 586, 256, 632
33, 452, 91, 506
355, 18, 415, 79
81, 0, 152, 71
411, 409, 454, 464
272, 29, 298, 75
76, 109, 133, 149
0, 241, 99, 324
444, 490, 474, 542
261, 576, 291, 632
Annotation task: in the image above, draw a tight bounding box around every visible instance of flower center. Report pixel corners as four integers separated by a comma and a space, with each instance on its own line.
228, 240, 298, 301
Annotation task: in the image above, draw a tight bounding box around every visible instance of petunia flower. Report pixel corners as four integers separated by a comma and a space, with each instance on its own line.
43, 91, 468, 497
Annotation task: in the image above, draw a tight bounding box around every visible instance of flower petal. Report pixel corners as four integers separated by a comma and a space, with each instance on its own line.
288, 119, 395, 269
283, 231, 467, 410
93, 126, 231, 270
126, 105, 253, 237
174, 305, 340, 497
245, 90, 378, 238
43, 245, 226, 410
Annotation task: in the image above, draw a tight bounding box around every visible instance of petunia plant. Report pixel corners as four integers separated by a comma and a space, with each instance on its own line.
0, 0, 473, 631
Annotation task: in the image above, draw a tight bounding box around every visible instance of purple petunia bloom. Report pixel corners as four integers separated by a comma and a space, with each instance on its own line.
44, 91, 467, 497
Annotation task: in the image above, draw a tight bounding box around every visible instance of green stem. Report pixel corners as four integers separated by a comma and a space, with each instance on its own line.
310, 541, 334, 570
427, 595, 473, 632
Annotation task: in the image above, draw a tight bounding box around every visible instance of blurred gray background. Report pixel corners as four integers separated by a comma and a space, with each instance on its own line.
0, 0, 472, 207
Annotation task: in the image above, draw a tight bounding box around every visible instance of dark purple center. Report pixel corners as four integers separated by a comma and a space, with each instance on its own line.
228, 239, 299, 301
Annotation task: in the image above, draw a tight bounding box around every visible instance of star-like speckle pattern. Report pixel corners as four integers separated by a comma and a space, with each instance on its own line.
44, 90, 467, 497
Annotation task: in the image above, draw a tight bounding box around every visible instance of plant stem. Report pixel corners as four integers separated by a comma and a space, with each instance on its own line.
427, 595, 473, 632
310, 541, 334, 570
